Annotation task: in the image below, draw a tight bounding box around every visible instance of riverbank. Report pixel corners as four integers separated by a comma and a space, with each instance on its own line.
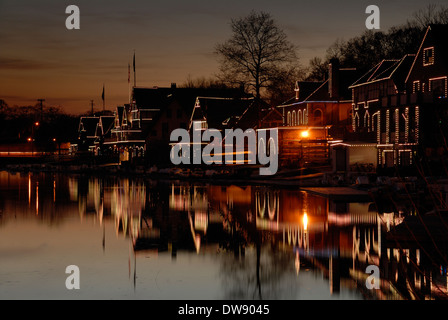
2, 156, 448, 204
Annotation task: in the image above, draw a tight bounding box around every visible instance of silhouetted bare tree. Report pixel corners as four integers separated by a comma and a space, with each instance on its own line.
215, 11, 299, 100
410, 4, 448, 29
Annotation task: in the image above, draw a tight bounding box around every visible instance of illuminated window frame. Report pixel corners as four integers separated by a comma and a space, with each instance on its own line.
423, 47, 434, 66
415, 106, 420, 143
429, 76, 448, 97
354, 112, 360, 131
395, 109, 399, 144
404, 108, 409, 143
364, 110, 370, 131
372, 111, 380, 143
412, 81, 420, 93
386, 110, 390, 144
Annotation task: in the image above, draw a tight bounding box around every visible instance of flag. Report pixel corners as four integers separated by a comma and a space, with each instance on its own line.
133, 52, 135, 73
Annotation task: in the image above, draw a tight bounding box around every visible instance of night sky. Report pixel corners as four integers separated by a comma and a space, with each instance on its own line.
0, 0, 445, 114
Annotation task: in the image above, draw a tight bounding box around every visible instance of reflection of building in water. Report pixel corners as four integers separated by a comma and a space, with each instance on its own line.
66, 176, 448, 299
69, 176, 146, 241
250, 186, 448, 299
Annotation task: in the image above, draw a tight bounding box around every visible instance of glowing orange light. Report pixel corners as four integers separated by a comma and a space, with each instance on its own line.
53, 138, 56, 142
27, 138, 32, 142
301, 131, 310, 138
303, 213, 308, 231
35, 122, 39, 126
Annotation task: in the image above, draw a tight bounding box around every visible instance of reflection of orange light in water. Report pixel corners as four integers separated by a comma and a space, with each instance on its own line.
303, 213, 308, 231
295, 251, 300, 275
36, 183, 39, 215
28, 174, 31, 206
301, 131, 309, 138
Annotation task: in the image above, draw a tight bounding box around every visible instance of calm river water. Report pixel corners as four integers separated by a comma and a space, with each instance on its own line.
0, 171, 447, 300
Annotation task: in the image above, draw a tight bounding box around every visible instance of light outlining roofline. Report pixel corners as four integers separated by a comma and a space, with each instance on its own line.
303, 80, 328, 102
405, 26, 431, 84
348, 57, 414, 89
278, 100, 346, 108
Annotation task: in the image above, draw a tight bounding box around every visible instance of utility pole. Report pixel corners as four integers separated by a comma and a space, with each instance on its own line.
90, 100, 94, 116
37, 99, 45, 123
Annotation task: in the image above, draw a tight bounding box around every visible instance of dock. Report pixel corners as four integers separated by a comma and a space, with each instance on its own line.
300, 187, 372, 201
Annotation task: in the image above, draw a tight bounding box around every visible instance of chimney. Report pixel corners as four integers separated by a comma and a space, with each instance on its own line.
171, 83, 177, 89
328, 58, 340, 100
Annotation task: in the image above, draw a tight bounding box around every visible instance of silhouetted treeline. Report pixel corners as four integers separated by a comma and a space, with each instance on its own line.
0, 99, 79, 148
306, 4, 448, 80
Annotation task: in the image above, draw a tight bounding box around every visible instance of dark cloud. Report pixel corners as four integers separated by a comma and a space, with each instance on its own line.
0, 57, 58, 70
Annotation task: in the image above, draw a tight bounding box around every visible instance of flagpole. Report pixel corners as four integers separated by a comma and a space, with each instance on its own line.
128, 62, 131, 104
133, 50, 136, 88
102, 84, 105, 112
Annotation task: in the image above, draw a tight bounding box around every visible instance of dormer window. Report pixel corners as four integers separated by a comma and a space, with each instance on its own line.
423, 47, 434, 66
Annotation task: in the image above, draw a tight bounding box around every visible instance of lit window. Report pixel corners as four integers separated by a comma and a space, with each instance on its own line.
423, 47, 434, 66
413, 81, 420, 93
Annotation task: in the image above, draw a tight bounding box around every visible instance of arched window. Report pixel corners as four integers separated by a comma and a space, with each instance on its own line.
364, 110, 370, 131
354, 112, 360, 129
298, 110, 302, 125
287, 112, 291, 126
292, 111, 296, 126
314, 109, 323, 126
267, 137, 277, 158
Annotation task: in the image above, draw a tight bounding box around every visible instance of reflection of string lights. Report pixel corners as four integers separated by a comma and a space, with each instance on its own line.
303, 213, 308, 232
295, 251, 300, 276
35, 182, 39, 215
415, 106, 420, 143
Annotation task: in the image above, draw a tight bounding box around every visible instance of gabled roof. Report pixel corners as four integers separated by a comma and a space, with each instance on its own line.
79, 117, 100, 138
428, 24, 448, 57
279, 67, 358, 107
350, 54, 415, 91
235, 98, 271, 130
350, 60, 399, 87
303, 80, 331, 101
116, 106, 125, 127
98, 116, 115, 137
190, 97, 255, 130
133, 86, 252, 136
133, 86, 250, 114
405, 24, 448, 84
